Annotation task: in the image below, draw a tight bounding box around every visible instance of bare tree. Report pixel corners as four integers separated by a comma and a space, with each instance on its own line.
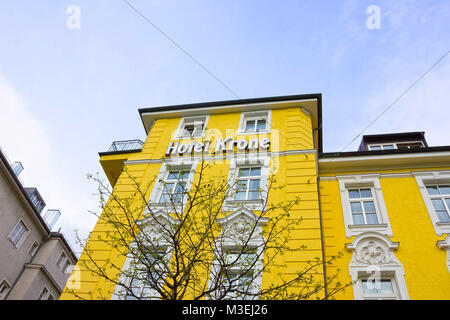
68, 156, 349, 300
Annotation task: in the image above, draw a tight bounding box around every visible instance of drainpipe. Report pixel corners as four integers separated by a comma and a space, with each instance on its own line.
5, 233, 51, 300
313, 127, 328, 299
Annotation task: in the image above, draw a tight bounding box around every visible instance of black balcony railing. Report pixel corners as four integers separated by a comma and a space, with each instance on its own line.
107, 139, 144, 153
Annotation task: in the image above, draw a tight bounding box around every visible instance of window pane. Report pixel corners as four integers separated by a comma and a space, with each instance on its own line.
167, 171, 178, 180
370, 146, 382, 151
175, 182, 185, 193
439, 185, 450, 195
426, 186, 440, 195
256, 119, 266, 131
437, 211, 450, 223
383, 145, 394, 150
250, 167, 261, 176
239, 168, 250, 177
362, 280, 377, 294
350, 202, 363, 213
363, 201, 376, 213
248, 191, 259, 200
348, 189, 360, 199
378, 280, 394, 294
235, 191, 247, 201
446, 198, 450, 210
352, 213, 364, 225
159, 193, 170, 203
431, 199, 446, 210
366, 213, 379, 224
249, 179, 261, 191
245, 120, 256, 131
360, 189, 372, 198
236, 180, 248, 192
179, 170, 190, 180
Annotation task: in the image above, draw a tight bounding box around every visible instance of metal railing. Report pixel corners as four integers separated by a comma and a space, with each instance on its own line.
107, 139, 144, 152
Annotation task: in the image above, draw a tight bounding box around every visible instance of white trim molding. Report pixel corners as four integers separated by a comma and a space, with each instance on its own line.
208, 208, 268, 300
346, 232, 409, 300
437, 235, 450, 273
337, 174, 393, 238
238, 110, 272, 135
222, 153, 271, 212
174, 115, 209, 140
146, 158, 198, 214
112, 210, 178, 300
413, 170, 450, 235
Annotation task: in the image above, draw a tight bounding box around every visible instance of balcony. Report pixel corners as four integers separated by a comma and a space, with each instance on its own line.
106, 139, 144, 153
99, 139, 144, 188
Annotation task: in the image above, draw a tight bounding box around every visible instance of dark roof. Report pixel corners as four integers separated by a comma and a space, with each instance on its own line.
358, 131, 428, 151
320, 145, 450, 158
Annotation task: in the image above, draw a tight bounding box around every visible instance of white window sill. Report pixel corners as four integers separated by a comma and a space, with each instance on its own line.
436, 222, 450, 226
237, 130, 271, 136
223, 199, 265, 212
346, 223, 391, 236
146, 202, 185, 214
348, 223, 388, 229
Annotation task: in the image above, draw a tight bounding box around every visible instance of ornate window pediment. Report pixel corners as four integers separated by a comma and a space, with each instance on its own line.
346, 232, 409, 300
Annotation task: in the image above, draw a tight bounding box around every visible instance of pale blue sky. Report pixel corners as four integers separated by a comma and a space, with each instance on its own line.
0, 0, 449, 253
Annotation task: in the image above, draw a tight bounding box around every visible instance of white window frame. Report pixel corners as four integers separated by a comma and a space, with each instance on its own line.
147, 159, 198, 213
0, 278, 11, 300
413, 171, 450, 235
223, 154, 270, 212
437, 235, 450, 273
338, 175, 392, 238
175, 115, 209, 140
28, 241, 39, 257
112, 211, 178, 300
8, 219, 30, 249
238, 110, 271, 135
368, 141, 424, 151
346, 232, 409, 300
207, 208, 268, 300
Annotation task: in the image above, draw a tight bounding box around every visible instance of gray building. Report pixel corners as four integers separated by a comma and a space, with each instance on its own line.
0, 147, 77, 300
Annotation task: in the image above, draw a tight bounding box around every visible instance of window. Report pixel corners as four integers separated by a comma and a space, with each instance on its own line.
368, 144, 395, 151
0, 279, 11, 299
368, 141, 423, 151
208, 208, 267, 300
414, 171, 450, 235
338, 175, 392, 237
235, 167, 262, 201
347, 233, 409, 300
359, 278, 400, 300
9, 220, 29, 248
159, 168, 190, 203
426, 184, 450, 222
47, 294, 55, 300
124, 247, 170, 300
56, 252, 67, 269
28, 241, 39, 257
63, 259, 72, 274
238, 111, 271, 134
348, 188, 379, 225
38, 287, 49, 300
176, 116, 208, 139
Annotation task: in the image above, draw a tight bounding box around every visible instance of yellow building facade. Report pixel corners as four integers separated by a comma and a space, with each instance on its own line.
61, 94, 450, 300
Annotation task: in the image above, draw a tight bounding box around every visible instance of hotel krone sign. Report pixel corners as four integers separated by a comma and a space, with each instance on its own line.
165, 136, 270, 156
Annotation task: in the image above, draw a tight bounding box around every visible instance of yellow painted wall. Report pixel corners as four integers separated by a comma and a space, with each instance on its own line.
320, 170, 450, 299
61, 107, 326, 300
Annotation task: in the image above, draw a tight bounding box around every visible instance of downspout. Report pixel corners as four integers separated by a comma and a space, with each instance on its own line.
313, 127, 328, 299
5, 233, 51, 300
